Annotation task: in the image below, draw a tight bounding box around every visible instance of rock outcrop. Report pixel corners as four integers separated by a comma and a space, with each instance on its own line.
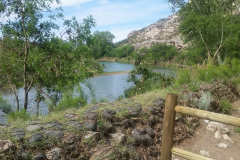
126, 13, 186, 50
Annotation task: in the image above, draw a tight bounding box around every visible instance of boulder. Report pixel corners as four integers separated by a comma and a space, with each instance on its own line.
84, 131, 100, 141
11, 128, 25, 140
102, 109, 116, 119
110, 133, 126, 144
26, 125, 41, 132
43, 130, 64, 141
29, 133, 43, 144
83, 121, 97, 131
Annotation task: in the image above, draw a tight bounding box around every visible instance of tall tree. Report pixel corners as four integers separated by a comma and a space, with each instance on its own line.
88, 31, 115, 58
169, 0, 240, 64
0, 0, 100, 112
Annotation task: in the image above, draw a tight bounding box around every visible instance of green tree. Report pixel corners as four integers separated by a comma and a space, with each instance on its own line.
88, 31, 115, 58
148, 43, 178, 64
112, 44, 135, 58
169, 0, 240, 64
0, 0, 101, 113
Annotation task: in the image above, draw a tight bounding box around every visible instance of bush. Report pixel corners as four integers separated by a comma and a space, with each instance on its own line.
55, 85, 87, 111
173, 69, 192, 88
0, 94, 13, 114
194, 91, 211, 111
219, 99, 232, 114
8, 109, 31, 122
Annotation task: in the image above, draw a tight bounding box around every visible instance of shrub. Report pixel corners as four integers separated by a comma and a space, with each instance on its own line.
194, 91, 211, 111
219, 99, 232, 114
8, 109, 31, 122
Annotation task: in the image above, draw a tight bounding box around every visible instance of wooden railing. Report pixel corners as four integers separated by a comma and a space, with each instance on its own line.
161, 93, 240, 160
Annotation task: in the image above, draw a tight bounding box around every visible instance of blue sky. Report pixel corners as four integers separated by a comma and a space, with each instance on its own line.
58, 0, 173, 42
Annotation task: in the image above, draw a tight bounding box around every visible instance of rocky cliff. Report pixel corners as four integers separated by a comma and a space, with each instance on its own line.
126, 13, 186, 50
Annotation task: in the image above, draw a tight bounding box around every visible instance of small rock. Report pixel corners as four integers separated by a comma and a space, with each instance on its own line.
26, 125, 41, 132
66, 121, 82, 130
145, 134, 154, 146
122, 119, 135, 129
64, 113, 78, 120
46, 147, 61, 160
84, 106, 98, 113
84, 131, 100, 141
102, 109, 116, 119
206, 122, 224, 132
11, 128, 25, 140
46, 122, 63, 129
200, 150, 210, 157
32, 153, 45, 160
132, 129, 146, 144
204, 119, 210, 124
222, 134, 234, 143
218, 143, 228, 148
149, 115, 156, 125
110, 133, 126, 144
214, 131, 221, 139
137, 127, 146, 134
0, 139, 15, 153
85, 112, 98, 120
43, 130, 64, 140
83, 121, 97, 131
146, 127, 155, 138
29, 133, 43, 144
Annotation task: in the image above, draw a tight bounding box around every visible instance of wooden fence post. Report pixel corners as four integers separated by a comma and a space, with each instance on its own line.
161, 93, 177, 160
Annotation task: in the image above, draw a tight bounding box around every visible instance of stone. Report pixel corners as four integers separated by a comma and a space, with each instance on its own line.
15, 152, 30, 160
64, 113, 78, 120
149, 114, 156, 125
146, 127, 155, 138
66, 121, 82, 130
102, 108, 116, 119
122, 119, 135, 129
137, 127, 146, 134
145, 134, 154, 146
84, 106, 98, 113
11, 128, 25, 140
110, 133, 126, 144
46, 147, 61, 160
26, 124, 41, 132
206, 122, 224, 132
200, 150, 210, 157
29, 133, 43, 144
46, 122, 63, 129
132, 129, 147, 144
85, 112, 98, 120
0, 139, 15, 153
204, 119, 210, 124
214, 131, 221, 139
218, 143, 228, 148
84, 131, 100, 141
43, 130, 64, 140
83, 121, 97, 131
222, 134, 234, 143
32, 153, 45, 160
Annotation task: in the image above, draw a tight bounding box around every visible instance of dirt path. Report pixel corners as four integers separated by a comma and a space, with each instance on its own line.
172, 101, 240, 160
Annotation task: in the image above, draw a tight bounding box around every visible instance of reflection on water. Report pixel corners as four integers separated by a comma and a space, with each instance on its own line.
0, 61, 172, 125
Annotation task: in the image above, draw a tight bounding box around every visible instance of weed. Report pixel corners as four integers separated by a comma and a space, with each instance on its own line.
219, 99, 233, 114
8, 109, 31, 122
234, 127, 240, 133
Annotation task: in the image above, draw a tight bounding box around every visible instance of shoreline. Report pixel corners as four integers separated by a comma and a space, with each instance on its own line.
95, 70, 130, 77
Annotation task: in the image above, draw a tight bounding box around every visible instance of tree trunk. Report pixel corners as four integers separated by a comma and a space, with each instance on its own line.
24, 90, 28, 111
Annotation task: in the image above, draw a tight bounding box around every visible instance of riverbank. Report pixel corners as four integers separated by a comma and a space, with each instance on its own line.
1, 81, 240, 159
0, 88, 196, 160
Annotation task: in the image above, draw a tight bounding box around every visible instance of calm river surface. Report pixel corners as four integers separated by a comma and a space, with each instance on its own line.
0, 61, 171, 124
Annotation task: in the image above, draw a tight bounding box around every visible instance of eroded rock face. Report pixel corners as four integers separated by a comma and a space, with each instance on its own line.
127, 13, 185, 50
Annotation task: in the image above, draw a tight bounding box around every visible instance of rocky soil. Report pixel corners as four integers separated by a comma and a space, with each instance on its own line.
0, 97, 198, 160
173, 101, 240, 160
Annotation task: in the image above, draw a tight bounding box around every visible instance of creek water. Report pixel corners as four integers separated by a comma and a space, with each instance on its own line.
0, 61, 171, 125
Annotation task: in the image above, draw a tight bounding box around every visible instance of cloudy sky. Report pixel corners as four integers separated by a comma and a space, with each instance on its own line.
57, 0, 173, 42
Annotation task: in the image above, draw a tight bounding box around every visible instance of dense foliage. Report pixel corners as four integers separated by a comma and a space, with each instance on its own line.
170, 0, 240, 65
0, 0, 102, 113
